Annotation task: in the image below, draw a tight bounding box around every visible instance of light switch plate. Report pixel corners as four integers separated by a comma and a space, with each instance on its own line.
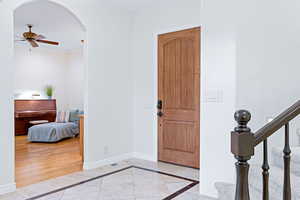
204, 89, 223, 103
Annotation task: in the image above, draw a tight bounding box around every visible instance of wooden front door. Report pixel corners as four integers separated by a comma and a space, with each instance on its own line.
158, 27, 200, 168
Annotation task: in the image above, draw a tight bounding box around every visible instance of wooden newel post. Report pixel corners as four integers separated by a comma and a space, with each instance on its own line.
231, 110, 255, 200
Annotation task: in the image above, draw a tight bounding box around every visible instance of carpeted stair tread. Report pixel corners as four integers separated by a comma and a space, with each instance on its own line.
249, 164, 300, 200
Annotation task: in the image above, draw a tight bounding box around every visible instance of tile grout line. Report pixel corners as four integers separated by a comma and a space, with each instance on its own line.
131, 167, 137, 200
58, 189, 65, 200
95, 174, 103, 200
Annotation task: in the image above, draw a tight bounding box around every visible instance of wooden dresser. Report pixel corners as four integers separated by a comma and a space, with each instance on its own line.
14, 99, 57, 135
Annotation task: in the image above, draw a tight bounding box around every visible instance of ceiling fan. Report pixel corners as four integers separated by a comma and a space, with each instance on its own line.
15, 25, 59, 48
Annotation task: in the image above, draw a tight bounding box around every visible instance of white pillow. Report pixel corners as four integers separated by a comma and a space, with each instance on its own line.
56, 111, 66, 123
65, 110, 70, 122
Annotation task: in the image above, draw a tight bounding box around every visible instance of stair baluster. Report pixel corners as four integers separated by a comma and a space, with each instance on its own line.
262, 139, 269, 200
283, 123, 291, 200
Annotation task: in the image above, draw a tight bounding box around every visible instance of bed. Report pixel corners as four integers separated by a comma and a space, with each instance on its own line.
28, 110, 83, 142
28, 122, 79, 142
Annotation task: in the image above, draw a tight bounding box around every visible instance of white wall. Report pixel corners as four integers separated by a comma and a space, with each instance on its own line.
0, 4, 15, 194
199, 0, 300, 195
131, 0, 239, 197
199, 0, 237, 197
7, 0, 297, 198
199, 0, 300, 196
131, 0, 201, 162
14, 45, 85, 111
0, 0, 134, 194
236, 0, 300, 162
65, 49, 85, 110
83, 4, 134, 169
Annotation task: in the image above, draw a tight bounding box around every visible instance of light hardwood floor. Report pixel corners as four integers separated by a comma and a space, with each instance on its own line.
15, 136, 82, 187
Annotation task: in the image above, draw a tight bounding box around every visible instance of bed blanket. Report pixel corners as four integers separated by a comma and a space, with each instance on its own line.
28, 122, 79, 142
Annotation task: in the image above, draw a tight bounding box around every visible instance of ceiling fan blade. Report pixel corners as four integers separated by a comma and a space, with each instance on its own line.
28, 40, 39, 48
36, 40, 59, 46
15, 36, 26, 40
35, 35, 46, 40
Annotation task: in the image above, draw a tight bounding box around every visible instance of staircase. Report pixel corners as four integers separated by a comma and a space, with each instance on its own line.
200, 150, 300, 200
214, 146, 300, 200
214, 101, 300, 200
198, 102, 300, 200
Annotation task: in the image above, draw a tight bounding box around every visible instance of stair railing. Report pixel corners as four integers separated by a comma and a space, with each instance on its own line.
231, 100, 300, 200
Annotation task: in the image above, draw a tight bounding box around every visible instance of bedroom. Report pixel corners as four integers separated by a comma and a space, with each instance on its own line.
13, 1, 85, 187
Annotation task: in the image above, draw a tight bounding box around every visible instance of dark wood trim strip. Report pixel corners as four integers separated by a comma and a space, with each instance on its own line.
133, 166, 199, 199
163, 182, 199, 200
25, 166, 133, 200
25, 165, 199, 200
133, 166, 199, 183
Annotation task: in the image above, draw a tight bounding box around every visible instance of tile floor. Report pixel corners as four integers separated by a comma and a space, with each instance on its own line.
0, 159, 212, 200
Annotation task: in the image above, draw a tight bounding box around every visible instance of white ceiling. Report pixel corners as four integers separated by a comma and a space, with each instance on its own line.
13, 0, 155, 50
14, 1, 85, 51
107, 0, 154, 12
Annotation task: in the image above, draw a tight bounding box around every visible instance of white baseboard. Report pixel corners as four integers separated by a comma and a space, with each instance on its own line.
0, 182, 16, 195
83, 153, 133, 170
83, 152, 158, 170
132, 152, 157, 162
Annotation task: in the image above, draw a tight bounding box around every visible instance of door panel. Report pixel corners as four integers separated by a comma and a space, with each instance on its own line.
158, 27, 200, 168
163, 121, 195, 153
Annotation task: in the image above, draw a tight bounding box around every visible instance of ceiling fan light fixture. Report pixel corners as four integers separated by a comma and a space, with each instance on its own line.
18, 24, 59, 48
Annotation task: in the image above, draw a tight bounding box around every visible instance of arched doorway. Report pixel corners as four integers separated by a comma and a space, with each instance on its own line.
13, 0, 87, 187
